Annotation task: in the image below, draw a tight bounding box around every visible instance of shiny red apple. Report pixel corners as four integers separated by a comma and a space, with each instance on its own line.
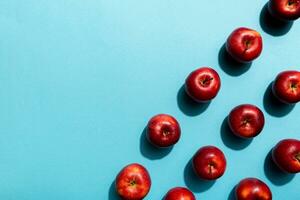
235, 178, 272, 200
272, 139, 300, 173
115, 163, 151, 200
226, 27, 263, 63
272, 70, 300, 104
228, 104, 265, 138
185, 67, 221, 103
268, 0, 300, 21
192, 146, 227, 180
164, 187, 196, 200
146, 114, 181, 147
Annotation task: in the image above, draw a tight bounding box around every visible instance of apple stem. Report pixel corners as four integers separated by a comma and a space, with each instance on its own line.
208, 164, 213, 174
245, 41, 251, 49
201, 77, 213, 85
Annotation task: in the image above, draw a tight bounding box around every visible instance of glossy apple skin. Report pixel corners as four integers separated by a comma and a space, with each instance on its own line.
146, 114, 181, 147
272, 70, 300, 104
272, 139, 300, 173
116, 163, 151, 200
226, 27, 263, 63
192, 146, 227, 180
185, 67, 221, 103
268, 0, 300, 21
228, 104, 265, 138
235, 178, 272, 200
164, 187, 196, 200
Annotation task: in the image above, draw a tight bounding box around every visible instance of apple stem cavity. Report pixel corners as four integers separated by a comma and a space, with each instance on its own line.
295, 153, 300, 162
291, 83, 298, 89
200, 77, 213, 86
163, 130, 170, 136
288, 0, 295, 6
129, 180, 136, 186
245, 40, 251, 49
241, 118, 250, 127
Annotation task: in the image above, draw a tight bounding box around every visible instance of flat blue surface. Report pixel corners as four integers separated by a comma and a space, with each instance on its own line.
0, 0, 299, 199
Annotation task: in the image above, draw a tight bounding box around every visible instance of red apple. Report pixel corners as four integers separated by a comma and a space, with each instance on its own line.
164, 187, 196, 200
272, 70, 300, 104
192, 146, 227, 180
116, 163, 151, 200
228, 104, 265, 138
268, 0, 300, 21
235, 178, 272, 200
185, 67, 221, 103
146, 114, 181, 147
226, 27, 263, 63
272, 139, 300, 173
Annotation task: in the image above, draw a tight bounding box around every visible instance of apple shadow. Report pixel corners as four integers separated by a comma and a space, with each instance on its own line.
220, 117, 252, 150
177, 85, 210, 117
218, 44, 252, 76
139, 127, 173, 160
227, 186, 236, 200
183, 159, 216, 193
259, 3, 293, 36
263, 82, 295, 117
108, 181, 121, 200
264, 150, 295, 186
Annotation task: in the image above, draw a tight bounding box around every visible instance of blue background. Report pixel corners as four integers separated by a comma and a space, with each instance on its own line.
0, 0, 299, 199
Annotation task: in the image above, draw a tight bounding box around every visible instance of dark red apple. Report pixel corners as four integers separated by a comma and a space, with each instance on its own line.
268, 0, 300, 21
146, 114, 181, 147
164, 187, 196, 200
272, 70, 300, 104
115, 163, 151, 200
185, 67, 221, 103
235, 178, 272, 200
192, 146, 227, 180
228, 104, 265, 138
226, 27, 263, 63
272, 139, 300, 173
